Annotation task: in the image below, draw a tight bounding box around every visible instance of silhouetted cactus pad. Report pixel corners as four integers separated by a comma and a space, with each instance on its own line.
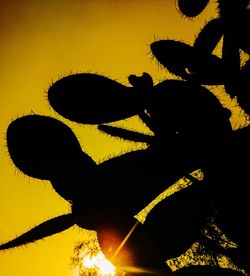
143, 179, 209, 260
128, 72, 154, 90
48, 73, 144, 124
7, 115, 95, 183
151, 80, 232, 150
194, 19, 223, 53
177, 0, 209, 17
151, 40, 223, 84
173, 266, 244, 275
73, 149, 168, 216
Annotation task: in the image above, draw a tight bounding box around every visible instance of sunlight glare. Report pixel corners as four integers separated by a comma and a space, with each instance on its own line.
82, 252, 116, 275
72, 237, 117, 276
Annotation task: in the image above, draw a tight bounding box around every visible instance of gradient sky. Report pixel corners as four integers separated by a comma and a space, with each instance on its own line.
0, 1, 247, 275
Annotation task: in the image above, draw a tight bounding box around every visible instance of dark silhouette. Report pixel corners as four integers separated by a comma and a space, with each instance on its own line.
177, 0, 209, 18
48, 73, 144, 124
1, 0, 250, 275
150, 40, 224, 84
155, 0, 250, 115
0, 77, 232, 267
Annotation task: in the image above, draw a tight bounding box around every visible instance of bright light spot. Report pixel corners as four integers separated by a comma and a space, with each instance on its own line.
82, 252, 116, 275
72, 235, 117, 276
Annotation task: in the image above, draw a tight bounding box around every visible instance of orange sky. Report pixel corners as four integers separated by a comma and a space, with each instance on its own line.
0, 1, 246, 275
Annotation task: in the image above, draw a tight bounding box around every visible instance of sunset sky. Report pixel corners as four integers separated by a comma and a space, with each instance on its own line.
0, 1, 246, 275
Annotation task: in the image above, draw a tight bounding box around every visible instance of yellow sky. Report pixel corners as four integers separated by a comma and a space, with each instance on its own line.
0, 1, 246, 275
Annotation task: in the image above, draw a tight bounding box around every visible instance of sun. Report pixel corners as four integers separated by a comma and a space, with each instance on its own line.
71, 170, 205, 276
80, 251, 116, 276
72, 235, 123, 276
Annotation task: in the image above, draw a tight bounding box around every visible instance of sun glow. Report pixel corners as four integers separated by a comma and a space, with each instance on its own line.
72, 236, 119, 276
72, 170, 205, 276
81, 251, 116, 276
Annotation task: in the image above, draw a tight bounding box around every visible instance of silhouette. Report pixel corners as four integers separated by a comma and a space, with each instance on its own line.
177, 0, 209, 18
1, 0, 250, 275
0, 77, 232, 267
155, 0, 250, 115
48, 73, 144, 124
150, 1, 250, 272
150, 40, 224, 84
